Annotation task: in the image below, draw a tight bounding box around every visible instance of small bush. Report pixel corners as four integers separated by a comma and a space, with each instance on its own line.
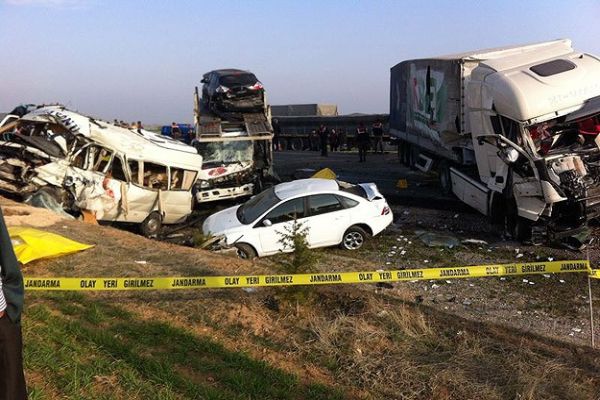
277, 219, 319, 274
276, 219, 320, 310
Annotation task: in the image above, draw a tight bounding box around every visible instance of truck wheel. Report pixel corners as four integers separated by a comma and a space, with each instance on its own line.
504, 199, 532, 242
398, 141, 409, 165
235, 243, 257, 259
438, 161, 452, 195
291, 138, 303, 151
279, 138, 288, 151
340, 226, 369, 251
141, 212, 162, 238
408, 146, 419, 170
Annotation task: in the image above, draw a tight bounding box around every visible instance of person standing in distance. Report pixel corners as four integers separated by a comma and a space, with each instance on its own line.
318, 124, 329, 157
0, 207, 27, 399
356, 122, 370, 163
372, 119, 384, 154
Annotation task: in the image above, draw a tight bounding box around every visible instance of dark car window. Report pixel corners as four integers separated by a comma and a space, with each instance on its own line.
337, 195, 359, 209
262, 197, 305, 225
238, 187, 280, 224
219, 73, 258, 87
308, 194, 344, 216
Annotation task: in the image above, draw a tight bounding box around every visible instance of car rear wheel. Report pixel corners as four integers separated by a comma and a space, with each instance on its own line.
341, 226, 368, 251
235, 243, 257, 259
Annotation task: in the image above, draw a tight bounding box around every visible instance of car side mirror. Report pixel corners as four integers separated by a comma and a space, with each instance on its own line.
262, 219, 272, 227
201, 78, 207, 83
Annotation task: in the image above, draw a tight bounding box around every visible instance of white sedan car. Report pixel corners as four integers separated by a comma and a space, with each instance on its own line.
202, 178, 393, 258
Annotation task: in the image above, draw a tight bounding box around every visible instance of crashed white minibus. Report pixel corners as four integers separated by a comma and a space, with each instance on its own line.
0, 106, 203, 236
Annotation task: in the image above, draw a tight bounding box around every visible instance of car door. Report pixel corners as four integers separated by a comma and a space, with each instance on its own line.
305, 194, 350, 247
255, 196, 307, 255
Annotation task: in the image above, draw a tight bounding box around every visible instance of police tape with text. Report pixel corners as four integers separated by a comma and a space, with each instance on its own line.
22, 260, 598, 291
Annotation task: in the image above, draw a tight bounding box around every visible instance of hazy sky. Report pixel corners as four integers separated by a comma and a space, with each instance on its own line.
1, 0, 599, 124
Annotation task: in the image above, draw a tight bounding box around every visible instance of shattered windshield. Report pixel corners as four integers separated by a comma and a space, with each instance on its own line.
196, 140, 253, 166
219, 74, 258, 87
236, 187, 280, 224
528, 111, 600, 156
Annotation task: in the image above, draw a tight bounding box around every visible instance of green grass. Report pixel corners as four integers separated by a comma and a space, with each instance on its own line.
23, 292, 345, 400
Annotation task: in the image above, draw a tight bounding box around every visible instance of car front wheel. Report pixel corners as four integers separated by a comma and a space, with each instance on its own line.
341, 226, 368, 251
235, 243, 257, 260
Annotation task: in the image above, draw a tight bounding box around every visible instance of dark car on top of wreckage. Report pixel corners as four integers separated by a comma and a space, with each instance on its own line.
201, 69, 265, 113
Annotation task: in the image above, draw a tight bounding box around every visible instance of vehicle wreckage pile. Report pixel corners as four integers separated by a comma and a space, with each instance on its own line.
0, 105, 204, 236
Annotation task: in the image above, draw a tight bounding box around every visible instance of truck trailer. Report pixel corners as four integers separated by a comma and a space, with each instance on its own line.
390, 39, 600, 245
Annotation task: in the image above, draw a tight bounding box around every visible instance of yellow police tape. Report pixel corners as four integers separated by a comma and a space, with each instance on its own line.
22, 259, 599, 291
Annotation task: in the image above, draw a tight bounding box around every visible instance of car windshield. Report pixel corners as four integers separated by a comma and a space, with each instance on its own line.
196, 140, 254, 166
237, 187, 280, 224
219, 73, 258, 87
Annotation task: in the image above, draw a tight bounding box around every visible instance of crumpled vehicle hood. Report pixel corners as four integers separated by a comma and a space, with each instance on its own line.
202, 205, 244, 235
358, 182, 384, 201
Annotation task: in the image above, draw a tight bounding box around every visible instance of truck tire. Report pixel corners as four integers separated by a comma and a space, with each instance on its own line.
504, 197, 532, 242
291, 138, 303, 151
279, 138, 288, 151
398, 141, 410, 166
438, 161, 452, 195
141, 212, 162, 238
408, 145, 419, 170
235, 243, 257, 259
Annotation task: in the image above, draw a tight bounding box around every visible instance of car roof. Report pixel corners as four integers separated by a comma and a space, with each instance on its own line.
208, 69, 254, 77
274, 178, 339, 200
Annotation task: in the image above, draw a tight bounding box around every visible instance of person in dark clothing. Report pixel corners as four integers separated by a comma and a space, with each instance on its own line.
171, 122, 182, 141
356, 122, 369, 162
372, 119, 384, 154
309, 129, 318, 151
318, 124, 329, 156
272, 118, 281, 151
330, 129, 339, 152
0, 207, 27, 399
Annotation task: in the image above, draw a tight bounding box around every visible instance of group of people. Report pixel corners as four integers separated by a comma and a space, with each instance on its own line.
310, 119, 385, 162
312, 125, 343, 156
113, 120, 144, 130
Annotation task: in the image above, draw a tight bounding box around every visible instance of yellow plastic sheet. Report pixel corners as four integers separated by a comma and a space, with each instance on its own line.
8, 227, 93, 264
311, 168, 337, 180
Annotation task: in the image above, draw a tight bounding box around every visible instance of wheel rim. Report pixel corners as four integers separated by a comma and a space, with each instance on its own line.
146, 218, 160, 234
237, 248, 249, 259
343, 231, 364, 250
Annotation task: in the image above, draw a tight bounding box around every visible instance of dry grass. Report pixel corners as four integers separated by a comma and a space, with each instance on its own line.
4, 195, 600, 399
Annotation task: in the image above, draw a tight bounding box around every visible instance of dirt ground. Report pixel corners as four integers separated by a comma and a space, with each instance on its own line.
272, 149, 600, 345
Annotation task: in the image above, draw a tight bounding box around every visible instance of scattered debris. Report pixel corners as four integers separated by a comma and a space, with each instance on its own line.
24, 190, 74, 220
415, 230, 460, 248
462, 238, 488, 246
396, 179, 408, 189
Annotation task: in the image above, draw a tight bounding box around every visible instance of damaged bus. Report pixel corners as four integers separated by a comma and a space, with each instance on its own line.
0, 106, 203, 236
390, 39, 600, 247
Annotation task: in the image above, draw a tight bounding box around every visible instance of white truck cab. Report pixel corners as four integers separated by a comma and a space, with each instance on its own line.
390, 39, 600, 245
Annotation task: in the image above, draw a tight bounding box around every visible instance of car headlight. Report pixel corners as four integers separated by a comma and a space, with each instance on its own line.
198, 180, 211, 189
